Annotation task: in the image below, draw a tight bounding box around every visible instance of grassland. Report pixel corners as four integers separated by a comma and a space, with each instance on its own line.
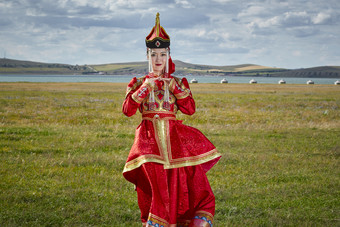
0, 82, 339, 226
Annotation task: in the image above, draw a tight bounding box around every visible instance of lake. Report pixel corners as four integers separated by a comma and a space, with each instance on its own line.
0, 74, 339, 84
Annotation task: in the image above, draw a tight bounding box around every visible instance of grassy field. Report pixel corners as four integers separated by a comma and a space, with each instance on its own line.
0, 82, 339, 226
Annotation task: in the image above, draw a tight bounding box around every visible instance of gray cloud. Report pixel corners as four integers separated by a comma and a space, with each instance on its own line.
287, 26, 320, 38
0, 0, 339, 68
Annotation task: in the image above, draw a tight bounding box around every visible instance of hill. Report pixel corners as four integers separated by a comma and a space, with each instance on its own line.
0, 58, 93, 74
1, 58, 339, 78
272, 66, 340, 78
89, 60, 288, 76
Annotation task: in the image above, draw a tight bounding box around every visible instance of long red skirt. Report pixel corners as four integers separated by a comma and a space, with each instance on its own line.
136, 162, 215, 227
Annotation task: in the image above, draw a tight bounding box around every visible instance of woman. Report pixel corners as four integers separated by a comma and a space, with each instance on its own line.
122, 13, 221, 227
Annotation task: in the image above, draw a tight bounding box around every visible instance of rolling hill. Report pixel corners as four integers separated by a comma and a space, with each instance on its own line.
272, 66, 340, 78
1, 58, 339, 78
89, 60, 287, 76
0, 58, 92, 74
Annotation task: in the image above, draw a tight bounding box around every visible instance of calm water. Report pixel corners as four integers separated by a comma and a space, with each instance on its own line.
0, 74, 339, 84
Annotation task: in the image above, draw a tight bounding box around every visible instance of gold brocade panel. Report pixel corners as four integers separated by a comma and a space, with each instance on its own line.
153, 119, 170, 167
141, 84, 177, 112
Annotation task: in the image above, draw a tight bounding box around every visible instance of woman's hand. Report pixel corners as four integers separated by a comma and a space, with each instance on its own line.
143, 77, 156, 89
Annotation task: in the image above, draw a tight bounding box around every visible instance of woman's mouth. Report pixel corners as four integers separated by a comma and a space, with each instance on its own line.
155, 64, 162, 66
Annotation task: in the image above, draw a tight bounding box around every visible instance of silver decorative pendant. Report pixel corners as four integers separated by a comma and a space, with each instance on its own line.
155, 40, 161, 47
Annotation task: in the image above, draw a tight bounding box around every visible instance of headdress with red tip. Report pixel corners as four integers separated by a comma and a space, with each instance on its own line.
145, 12, 170, 49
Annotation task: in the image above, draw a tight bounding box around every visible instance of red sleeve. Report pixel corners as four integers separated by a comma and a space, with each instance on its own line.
122, 77, 152, 117
173, 77, 196, 115
122, 95, 140, 117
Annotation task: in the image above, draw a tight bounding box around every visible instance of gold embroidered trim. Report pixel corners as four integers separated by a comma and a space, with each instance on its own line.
154, 119, 170, 165
175, 90, 190, 100
123, 155, 165, 173
131, 93, 142, 103
122, 148, 221, 173
131, 84, 152, 104
169, 148, 218, 163
164, 150, 221, 169
143, 117, 176, 121
125, 77, 144, 98
148, 213, 169, 227
172, 77, 191, 100
193, 210, 214, 226
195, 210, 214, 220
142, 110, 176, 116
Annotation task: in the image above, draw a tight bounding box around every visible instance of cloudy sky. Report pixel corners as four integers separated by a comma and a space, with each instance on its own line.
1, 0, 340, 69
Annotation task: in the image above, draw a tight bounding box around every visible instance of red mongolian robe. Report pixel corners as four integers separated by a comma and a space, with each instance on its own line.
122, 74, 221, 227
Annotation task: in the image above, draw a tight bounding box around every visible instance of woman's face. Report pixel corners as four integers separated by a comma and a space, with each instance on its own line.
149, 48, 167, 75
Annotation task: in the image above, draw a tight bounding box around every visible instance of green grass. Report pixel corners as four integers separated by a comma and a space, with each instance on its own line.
0, 82, 339, 226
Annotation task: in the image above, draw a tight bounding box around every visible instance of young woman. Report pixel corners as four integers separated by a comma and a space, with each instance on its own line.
122, 13, 221, 227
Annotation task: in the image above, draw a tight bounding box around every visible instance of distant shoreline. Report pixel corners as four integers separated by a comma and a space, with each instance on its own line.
1, 58, 340, 78
1, 74, 339, 85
